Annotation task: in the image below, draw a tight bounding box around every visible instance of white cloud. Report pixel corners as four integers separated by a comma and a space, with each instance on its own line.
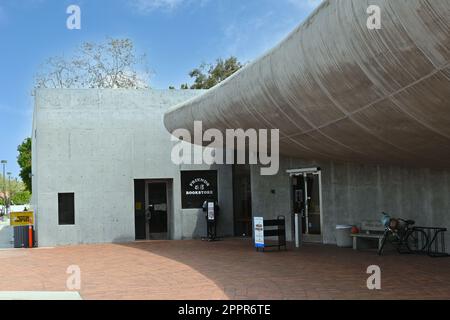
287, 0, 323, 9
221, 0, 321, 62
132, 0, 184, 12
129, 0, 320, 15
129, 0, 209, 13
222, 11, 283, 60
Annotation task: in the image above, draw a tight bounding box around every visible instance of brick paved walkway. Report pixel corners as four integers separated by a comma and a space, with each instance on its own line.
0, 239, 449, 300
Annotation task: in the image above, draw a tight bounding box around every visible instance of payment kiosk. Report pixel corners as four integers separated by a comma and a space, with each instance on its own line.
202, 200, 220, 241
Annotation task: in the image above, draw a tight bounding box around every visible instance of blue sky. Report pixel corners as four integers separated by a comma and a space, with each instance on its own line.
0, 0, 320, 178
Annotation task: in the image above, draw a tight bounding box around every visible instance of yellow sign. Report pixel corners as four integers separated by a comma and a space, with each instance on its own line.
10, 212, 34, 227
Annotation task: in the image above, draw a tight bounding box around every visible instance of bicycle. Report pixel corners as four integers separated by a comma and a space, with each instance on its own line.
378, 212, 429, 256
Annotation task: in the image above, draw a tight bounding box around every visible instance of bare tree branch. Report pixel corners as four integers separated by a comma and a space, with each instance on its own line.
34, 38, 150, 90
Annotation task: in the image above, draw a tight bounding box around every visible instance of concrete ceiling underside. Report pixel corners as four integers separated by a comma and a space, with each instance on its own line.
164, 0, 450, 168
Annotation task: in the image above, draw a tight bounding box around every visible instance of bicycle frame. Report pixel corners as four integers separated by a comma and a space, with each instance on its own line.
378, 213, 429, 255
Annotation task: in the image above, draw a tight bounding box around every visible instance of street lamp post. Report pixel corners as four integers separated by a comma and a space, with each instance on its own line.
1, 160, 6, 216
7, 172, 11, 215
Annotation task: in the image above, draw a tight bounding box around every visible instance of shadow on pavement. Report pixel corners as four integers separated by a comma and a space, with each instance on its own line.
113, 238, 450, 300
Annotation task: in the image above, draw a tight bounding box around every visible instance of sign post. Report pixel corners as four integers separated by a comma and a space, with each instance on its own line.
202, 201, 219, 241
295, 213, 301, 248
28, 225, 33, 248
253, 217, 265, 250
10, 211, 34, 248
207, 202, 215, 221
10, 211, 34, 227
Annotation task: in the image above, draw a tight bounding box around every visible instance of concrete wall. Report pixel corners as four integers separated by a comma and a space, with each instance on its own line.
251, 157, 450, 252
164, 0, 450, 169
178, 163, 234, 240
32, 89, 233, 247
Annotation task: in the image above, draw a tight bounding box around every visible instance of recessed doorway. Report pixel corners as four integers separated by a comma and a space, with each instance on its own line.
134, 179, 171, 240
289, 168, 323, 243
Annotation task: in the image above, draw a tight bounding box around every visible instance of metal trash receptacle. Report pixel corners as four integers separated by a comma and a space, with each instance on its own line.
336, 225, 353, 248
14, 226, 33, 248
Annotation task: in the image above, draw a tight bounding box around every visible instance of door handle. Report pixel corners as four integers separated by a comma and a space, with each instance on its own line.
146, 205, 154, 220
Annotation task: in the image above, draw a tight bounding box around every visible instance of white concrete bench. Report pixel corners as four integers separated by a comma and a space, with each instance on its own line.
350, 221, 385, 251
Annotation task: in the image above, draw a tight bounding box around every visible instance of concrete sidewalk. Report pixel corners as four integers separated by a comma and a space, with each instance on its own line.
0, 219, 12, 249
0, 292, 82, 300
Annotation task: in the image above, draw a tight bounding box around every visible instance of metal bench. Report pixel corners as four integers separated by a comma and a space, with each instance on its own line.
350, 220, 385, 251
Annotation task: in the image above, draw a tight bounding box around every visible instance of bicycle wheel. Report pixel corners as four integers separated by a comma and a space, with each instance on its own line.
378, 231, 389, 256
406, 229, 428, 253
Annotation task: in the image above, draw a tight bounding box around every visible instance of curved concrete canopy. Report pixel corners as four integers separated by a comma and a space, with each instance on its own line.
165, 0, 450, 168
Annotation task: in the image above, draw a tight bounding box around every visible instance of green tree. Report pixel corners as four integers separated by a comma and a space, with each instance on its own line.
17, 138, 32, 192
0, 175, 30, 205
185, 56, 243, 90
11, 190, 31, 205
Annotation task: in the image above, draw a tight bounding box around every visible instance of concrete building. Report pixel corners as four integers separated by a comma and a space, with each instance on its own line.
33, 0, 449, 252
32, 89, 234, 247
164, 0, 450, 249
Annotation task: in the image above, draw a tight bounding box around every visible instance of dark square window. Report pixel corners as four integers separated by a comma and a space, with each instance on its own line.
58, 193, 75, 225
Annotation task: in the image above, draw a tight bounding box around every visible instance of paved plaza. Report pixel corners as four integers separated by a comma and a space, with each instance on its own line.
0, 239, 449, 300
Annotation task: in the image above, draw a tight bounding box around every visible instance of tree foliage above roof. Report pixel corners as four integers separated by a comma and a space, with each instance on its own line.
35, 38, 150, 90
181, 56, 243, 90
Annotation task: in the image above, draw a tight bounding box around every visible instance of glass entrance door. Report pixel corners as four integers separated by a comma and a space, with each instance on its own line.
145, 182, 168, 240
292, 170, 322, 243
